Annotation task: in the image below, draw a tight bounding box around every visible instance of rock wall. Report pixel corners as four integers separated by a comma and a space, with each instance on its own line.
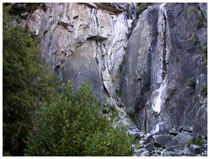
24, 3, 207, 137
121, 3, 207, 137
25, 3, 136, 105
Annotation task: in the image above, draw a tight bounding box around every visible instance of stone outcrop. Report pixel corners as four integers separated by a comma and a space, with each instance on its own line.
25, 3, 136, 106
121, 3, 207, 138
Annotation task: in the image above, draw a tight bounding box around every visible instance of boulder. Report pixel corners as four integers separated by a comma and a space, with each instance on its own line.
153, 135, 173, 148
169, 128, 178, 136
189, 144, 202, 154
166, 133, 193, 148
180, 146, 193, 156
145, 134, 154, 143
182, 126, 193, 133
144, 143, 155, 152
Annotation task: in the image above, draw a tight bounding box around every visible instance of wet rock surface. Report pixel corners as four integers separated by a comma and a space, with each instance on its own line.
121, 2, 207, 140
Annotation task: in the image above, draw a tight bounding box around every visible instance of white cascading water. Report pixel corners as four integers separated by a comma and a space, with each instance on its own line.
152, 78, 167, 113
151, 3, 168, 114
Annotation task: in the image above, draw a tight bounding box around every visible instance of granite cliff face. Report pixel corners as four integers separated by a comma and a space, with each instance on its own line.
121, 3, 207, 137
24, 3, 207, 153
25, 3, 136, 106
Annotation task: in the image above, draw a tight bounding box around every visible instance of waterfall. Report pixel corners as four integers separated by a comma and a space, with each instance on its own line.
151, 3, 168, 114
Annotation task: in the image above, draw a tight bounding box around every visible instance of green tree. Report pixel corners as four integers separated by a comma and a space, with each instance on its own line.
3, 4, 134, 156
3, 5, 58, 155
25, 82, 134, 156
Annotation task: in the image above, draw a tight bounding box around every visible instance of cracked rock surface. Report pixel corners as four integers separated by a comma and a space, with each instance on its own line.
23, 3, 207, 156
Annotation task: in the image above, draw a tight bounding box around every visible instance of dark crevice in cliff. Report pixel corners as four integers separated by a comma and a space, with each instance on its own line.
144, 107, 147, 132
162, 10, 167, 80
196, 4, 207, 22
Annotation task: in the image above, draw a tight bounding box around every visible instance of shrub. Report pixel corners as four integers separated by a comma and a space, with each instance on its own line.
187, 6, 199, 18
7, 3, 48, 19
3, 5, 58, 155
25, 82, 134, 156
200, 84, 207, 96
188, 137, 204, 147
193, 38, 199, 46
187, 6, 204, 29
202, 46, 207, 63
136, 3, 150, 19
85, 127, 133, 155
116, 89, 121, 97
186, 78, 196, 89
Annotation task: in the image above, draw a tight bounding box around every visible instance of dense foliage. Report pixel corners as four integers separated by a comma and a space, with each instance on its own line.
136, 3, 152, 19
3, 6, 58, 155
188, 137, 204, 148
3, 5, 134, 156
5, 3, 47, 19
25, 82, 134, 156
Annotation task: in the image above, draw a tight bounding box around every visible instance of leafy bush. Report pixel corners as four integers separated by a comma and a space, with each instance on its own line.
187, 6, 204, 29
200, 84, 207, 96
85, 127, 133, 155
186, 78, 196, 89
136, 3, 150, 19
3, 5, 58, 155
193, 38, 199, 46
187, 6, 199, 18
6, 3, 48, 19
116, 89, 121, 97
25, 82, 134, 156
188, 137, 204, 147
202, 45, 207, 64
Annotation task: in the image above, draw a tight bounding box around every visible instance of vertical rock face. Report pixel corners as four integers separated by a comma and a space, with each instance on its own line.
24, 3, 207, 137
26, 3, 136, 105
121, 3, 207, 136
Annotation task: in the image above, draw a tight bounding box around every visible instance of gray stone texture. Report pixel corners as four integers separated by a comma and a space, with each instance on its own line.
120, 3, 207, 137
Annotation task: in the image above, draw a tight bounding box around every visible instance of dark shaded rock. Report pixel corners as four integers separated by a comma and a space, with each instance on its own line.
126, 108, 136, 117
166, 146, 174, 151
86, 35, 107, 41
193, 105, 207, 136
134, 133, 141, 140
153, 135, 173, 148
167, 133, 193, 148
169, 128, 178, 136
145, 134, 154, 143
178, 126, 183, 132
144, 143, 155, 152
159, 122, 167, 132
182, 126, 193, 133
189, 144, 202, 154
95, 3, 127, 13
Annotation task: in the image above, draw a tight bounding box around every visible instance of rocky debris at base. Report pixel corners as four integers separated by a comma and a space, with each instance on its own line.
128, 126, 207, 156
